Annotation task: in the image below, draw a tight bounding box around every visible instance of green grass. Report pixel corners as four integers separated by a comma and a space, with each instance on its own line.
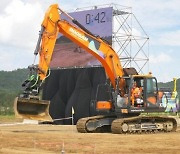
141, 112, 180, 117
0, 114, 22, 123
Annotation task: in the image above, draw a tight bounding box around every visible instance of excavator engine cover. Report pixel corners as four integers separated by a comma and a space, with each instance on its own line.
123, 68, 138, 76
14, 97, 52, 121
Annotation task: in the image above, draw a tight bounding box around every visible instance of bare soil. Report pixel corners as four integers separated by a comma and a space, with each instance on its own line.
0, 117, 180, 154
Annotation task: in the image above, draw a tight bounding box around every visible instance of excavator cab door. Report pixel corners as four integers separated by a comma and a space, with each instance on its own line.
144, 77, 159, 107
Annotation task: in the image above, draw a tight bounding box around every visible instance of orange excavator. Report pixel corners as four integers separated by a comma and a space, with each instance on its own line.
14, 4, 177, 134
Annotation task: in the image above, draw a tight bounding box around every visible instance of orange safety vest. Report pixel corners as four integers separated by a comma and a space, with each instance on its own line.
133, 87, 141, 98
131, 87, 142, 105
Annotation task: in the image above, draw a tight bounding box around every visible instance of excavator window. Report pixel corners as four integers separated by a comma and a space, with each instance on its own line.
124, 78, 130, 95
96, 84, 112, 102
145, 78, 158, 106
147, 78, 157, 94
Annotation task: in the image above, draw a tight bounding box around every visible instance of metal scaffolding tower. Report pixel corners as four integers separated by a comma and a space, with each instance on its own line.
112, 4, 149, 74
74, 3, 149, 74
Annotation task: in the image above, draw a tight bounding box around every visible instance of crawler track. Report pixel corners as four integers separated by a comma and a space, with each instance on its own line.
111, 116, 177, 134
77, 115, 177, 134
76, 115, 116, 133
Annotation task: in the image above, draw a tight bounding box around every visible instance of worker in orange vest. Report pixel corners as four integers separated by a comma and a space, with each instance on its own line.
131, 81, 142, 106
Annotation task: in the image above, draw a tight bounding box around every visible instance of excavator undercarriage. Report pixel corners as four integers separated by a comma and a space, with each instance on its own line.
76, 115, 177, 134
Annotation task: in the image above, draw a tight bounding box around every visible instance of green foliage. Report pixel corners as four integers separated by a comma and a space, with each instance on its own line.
0, 68, 28, 91
158, 78, 180, 99
0, 68, 28, 115
158, 78, 180, 90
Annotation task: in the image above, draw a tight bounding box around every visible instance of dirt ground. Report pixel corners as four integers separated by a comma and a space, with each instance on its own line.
0, 117, 180, 154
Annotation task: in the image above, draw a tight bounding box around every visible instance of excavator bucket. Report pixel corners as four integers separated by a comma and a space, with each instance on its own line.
14, 97, 52, 122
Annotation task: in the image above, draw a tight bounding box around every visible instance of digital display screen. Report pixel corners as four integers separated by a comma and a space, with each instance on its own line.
50, 7, 113, 68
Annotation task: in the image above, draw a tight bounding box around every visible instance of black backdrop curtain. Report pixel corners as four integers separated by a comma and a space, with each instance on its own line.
42, 66, 106, 124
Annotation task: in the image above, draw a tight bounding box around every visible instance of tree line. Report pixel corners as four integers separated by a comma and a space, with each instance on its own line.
0, 69, 28, 114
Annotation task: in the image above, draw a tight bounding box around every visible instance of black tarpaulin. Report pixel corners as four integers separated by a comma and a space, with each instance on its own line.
42, 66, 106, 124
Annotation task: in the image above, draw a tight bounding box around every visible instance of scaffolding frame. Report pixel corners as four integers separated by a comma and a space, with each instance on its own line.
73, 3, 149, 74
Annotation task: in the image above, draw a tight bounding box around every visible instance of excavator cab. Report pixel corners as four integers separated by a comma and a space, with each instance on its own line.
125, 75, 162, 112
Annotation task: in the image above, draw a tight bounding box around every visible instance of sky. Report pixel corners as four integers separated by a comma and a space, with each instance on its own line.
0, 0, 180, 82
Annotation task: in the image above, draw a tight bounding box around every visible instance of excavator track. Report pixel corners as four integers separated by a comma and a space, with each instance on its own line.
111, 116, 177, 134
76, 115, 116, 133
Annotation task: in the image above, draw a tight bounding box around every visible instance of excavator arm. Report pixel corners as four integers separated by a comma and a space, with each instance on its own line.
14, 4, 124, 121
36, 4, 60, 81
